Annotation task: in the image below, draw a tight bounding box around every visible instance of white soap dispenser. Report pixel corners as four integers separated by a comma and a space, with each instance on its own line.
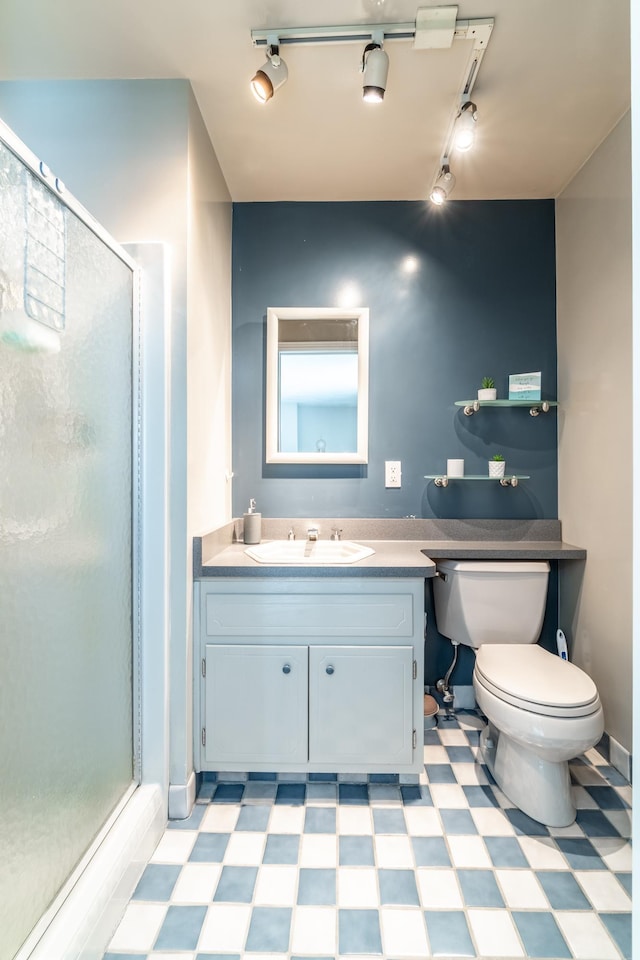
243, 498, 262, 544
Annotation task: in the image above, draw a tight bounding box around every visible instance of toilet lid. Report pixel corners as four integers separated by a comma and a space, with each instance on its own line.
475, 645, 600, 718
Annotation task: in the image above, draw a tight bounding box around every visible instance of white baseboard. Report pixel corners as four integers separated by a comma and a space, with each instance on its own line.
608, 735, 632, 782
168, 770, 197, 819
18, 784, 165, 960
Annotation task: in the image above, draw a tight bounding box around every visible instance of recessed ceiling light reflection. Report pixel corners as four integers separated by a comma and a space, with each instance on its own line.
336, 282, 362, 308
401, 255, 420, 274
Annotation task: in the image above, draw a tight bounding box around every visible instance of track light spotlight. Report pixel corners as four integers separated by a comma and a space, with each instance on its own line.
362, 42, 389, 103
429, 162, 456, 205
453, 100, 478, 152
251, 44, 288, 103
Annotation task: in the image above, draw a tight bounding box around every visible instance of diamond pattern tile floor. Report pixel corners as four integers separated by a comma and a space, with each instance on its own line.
104, 711, 632, 959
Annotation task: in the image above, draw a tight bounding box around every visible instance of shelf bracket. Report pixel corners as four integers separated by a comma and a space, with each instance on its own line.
499, 476, 519, 487
529, 402, 551, 417
434, 476, 449, 487
463, 400, 480, 416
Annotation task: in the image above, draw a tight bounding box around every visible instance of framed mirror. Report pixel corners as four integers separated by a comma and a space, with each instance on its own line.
266, 306, 369, 464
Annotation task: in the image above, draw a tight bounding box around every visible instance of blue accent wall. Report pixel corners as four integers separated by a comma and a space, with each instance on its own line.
232, 200, 557, 520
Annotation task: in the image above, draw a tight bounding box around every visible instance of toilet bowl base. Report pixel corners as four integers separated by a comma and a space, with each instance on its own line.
479, 726, 576, 827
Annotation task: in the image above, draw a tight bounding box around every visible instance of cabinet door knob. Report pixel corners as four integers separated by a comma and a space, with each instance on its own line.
325, 665, 335, 675
282, 664, 291, 675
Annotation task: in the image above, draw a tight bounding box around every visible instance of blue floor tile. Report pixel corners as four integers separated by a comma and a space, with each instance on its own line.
462, 784, 499, 807
424, 763, 456, 783
372, 808, 406, 834
168, 803, 207, 830
297, 868, 336, 905
339, 835, 375, 866
263, 834, 300, 864
439, 809, 478, 835
598, 765, 629, 786
132, 863, 181, 900
214, 865, 258, 903
305, 806, 337, 833
248, 771, 277, 780
236, 804, 271, 831
512, 911, 571, 958
445, 745, 475, 763
378, 869, 419, 905
308, 772, 337, 782
369, 773, 399, 783
338, 783, 369, 805
555, 837, 607, 870
601, 912, 632, 960
400, 785, 433, 806
154, 904, 207, 950
196, 955, 240, 960
505, 808, 550, 836
457, 869, 504, 907
423, 729, 441, 745
424, 910, 475, 958
484, 836, 529, 868
583, 784, 628, 808
537, 871, 591, 910
575, 808, 621, 836
213, 783, 245, 803
368, 784, 401, 803
411, 836, 451, 867
338, 909, 382, 955
616, 871, 632, 896
245, 906, 292, 953
189, 833, 229, 862
276, 783, 306, 804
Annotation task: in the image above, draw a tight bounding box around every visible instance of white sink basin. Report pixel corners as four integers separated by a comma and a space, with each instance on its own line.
245, 539, 375, 565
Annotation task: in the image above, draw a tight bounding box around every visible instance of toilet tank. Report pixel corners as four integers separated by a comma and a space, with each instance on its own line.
432, 560, 550, 647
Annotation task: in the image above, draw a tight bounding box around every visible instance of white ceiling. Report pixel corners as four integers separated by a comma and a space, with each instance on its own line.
0, 0, 630, 201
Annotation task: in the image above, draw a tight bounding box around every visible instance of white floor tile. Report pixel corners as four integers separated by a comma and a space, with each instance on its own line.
223, 830, 265, 865
548, 820, 587, 838
199, 903, 251, 952
451, 762, 489, 785
200, 803, 240, 832
416, 867, 463, 908
615, 785, 632, 806
268, 805, 305, 834
435, 728, 469, 746
423, 745, 450, 764
149, 830, 197, 864
290, 906, 337, 954
108, 902, 167, 951
337, 866, 379, 907
374, 835, 414, 868
590, 837, 633, 871
299, 833, 338, 867
429, 783, 468, 808
254, 865, 298, 906
380, 907, 429, 957
467, 908, 524, 958
337, 805, 373, 835
575, 870, 632, 911
495, 868, 549, 909
517, 836, 568, 870
148, 953, 194, 960
447, 835, 492, 869
570, 764, 607, 785
470, 807, 514, 836
584, 747, 609, 767
403, 806, 443, 836
555, 911, 622, 960
571, 785, 599, 809
171, 863, 221, 903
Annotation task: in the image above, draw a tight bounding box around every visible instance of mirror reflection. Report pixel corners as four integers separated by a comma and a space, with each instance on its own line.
266, 307, 369, 464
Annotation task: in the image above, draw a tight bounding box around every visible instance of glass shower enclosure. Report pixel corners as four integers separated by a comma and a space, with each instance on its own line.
0, 127, 139, 960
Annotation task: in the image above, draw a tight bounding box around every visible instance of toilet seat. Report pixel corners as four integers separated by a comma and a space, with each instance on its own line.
474, 645, 600, 719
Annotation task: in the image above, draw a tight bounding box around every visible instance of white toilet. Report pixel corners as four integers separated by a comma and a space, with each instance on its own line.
433, 559, 604, 827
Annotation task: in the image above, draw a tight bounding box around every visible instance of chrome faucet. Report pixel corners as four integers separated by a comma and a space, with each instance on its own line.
331, 527, 343, 541
307, 527, 319, 541
287, 527, 295, 541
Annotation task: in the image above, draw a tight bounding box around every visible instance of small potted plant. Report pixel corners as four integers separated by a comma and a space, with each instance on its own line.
478, 377, 497, 401
489, 453, 506, 478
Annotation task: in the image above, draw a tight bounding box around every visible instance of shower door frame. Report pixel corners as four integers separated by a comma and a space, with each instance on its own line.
0, 115, 146, 955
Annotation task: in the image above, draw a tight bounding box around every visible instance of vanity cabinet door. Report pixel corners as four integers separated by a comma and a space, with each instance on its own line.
308, 645, 414, 766
204, 644, 308, 765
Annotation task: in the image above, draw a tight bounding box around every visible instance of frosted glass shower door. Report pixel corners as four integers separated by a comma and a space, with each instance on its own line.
0, 138, 137, 960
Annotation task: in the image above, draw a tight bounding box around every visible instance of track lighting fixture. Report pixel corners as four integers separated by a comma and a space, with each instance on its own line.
453, 99, 478, 152
429, 162, 456, 205
251, 44, 288, 103
361, 42, 389, 103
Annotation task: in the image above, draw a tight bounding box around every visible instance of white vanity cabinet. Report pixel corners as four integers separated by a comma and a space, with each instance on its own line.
194, 578, 425, 775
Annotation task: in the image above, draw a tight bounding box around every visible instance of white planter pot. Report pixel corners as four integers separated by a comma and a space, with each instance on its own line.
478, 388, 497, 401
489, 460, 506, 478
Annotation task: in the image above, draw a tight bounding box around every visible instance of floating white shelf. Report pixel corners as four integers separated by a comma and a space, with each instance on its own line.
455, 399, 558, 417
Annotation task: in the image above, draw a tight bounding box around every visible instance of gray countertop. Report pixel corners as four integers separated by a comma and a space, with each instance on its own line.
195, 525, 586, 579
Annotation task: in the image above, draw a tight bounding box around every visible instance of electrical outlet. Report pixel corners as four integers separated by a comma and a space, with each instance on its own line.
385, 460, 402, 488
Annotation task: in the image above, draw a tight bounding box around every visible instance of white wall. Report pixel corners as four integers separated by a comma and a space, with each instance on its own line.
556, 112, 632, 755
